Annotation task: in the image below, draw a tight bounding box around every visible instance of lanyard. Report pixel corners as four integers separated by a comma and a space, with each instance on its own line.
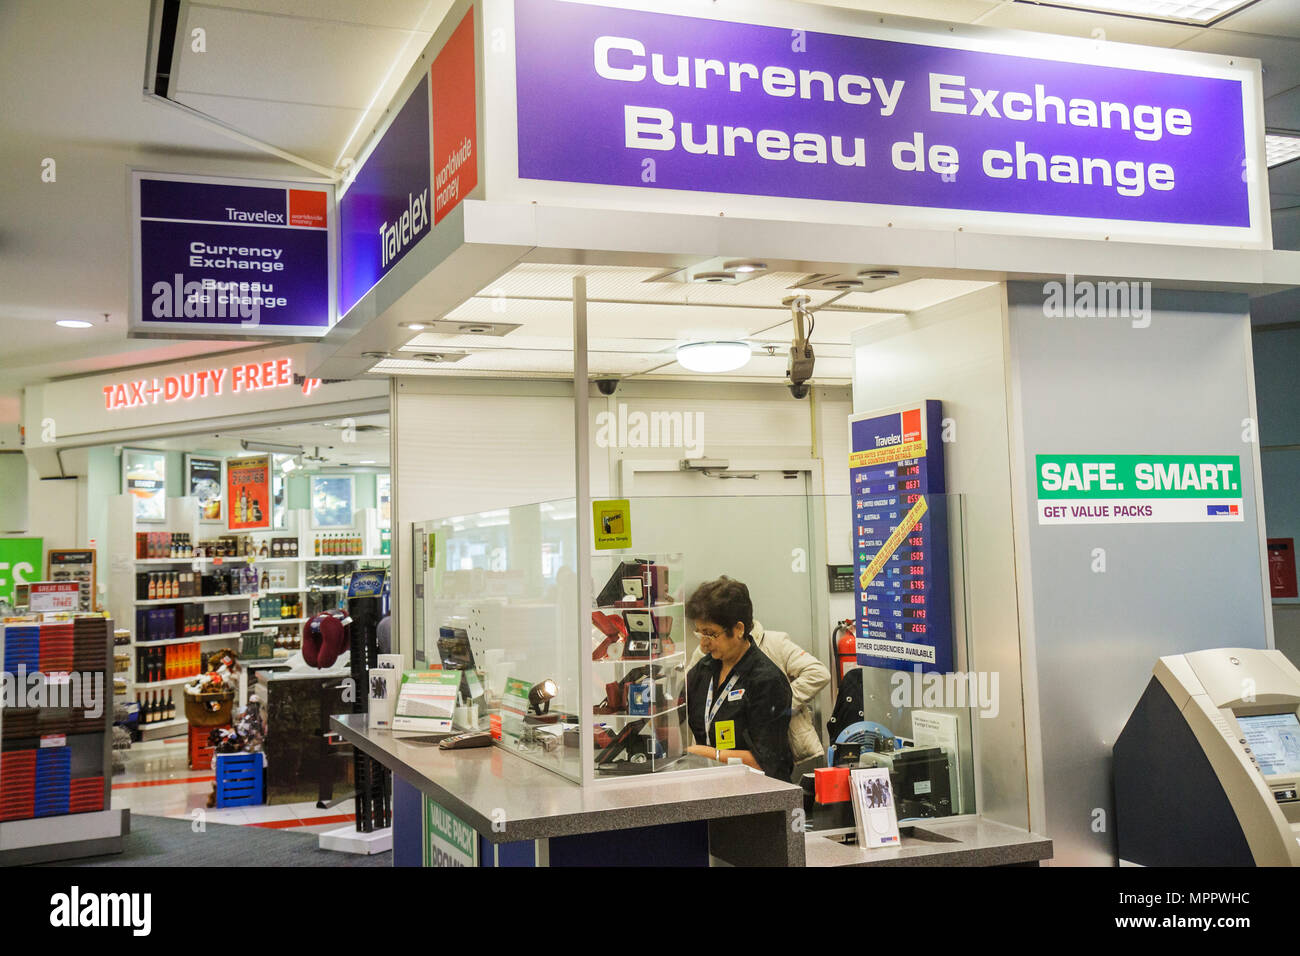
705, 672, 740, 735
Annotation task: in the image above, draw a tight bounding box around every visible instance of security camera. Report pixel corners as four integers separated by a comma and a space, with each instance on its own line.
595, 378, 620, 396
782, 295, 815, 401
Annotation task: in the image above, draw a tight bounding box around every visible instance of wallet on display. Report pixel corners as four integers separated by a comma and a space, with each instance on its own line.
621, 609, 674, 660
596, 560, 669, 608
591, 610, 627, 661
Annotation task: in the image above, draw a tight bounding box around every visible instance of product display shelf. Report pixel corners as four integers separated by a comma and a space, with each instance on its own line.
0, 617, 123, 863
133, 594, 254, 606
131, 634, 231, 648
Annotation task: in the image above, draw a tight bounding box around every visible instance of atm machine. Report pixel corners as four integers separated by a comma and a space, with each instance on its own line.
1114, 647, 1300, 866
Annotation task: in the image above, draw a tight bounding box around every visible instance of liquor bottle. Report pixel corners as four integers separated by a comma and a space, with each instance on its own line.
144, 691, 153, 724
260, 569, 270, 591
147, 573, 157, 600
259, 540, 269, 559
166, 691, 174, 721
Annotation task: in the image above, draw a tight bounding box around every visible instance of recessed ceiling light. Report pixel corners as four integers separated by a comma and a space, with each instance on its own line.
676, 341, 752, 373
360, 460, 377, 465
693, 271, 737, 284
1266, 133, 1300, 169
824, 278, 864, 291
401, 322, 427, 331
457, 323, 494, 333
1014, 0, 1255, 25
722, 260, 768, 273
857, 269, 900, 281
56, 320, 93, 329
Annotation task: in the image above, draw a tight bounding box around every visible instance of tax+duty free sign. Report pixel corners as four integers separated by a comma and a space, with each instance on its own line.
1035, 454, 1244, 525
508, 0, 1268, 246
129, 170, 337, 338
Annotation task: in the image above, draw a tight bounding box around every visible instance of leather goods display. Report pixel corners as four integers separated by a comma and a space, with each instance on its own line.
591, 610, 626, 661
621, 609, 674, 660
302, 610, 351, 668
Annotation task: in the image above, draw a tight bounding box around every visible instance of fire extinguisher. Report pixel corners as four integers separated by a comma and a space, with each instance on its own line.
831, 619, 857, 690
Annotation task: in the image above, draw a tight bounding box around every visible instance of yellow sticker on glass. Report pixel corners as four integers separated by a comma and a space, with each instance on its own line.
715, 720, 736, 750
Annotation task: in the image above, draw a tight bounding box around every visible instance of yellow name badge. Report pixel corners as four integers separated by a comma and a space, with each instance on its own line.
715, 720, 736, 751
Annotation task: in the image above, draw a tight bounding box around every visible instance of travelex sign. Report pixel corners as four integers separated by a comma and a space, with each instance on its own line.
514, 0, 1255, 234
101, 355, 321, 411
339, 7, 477, 317
132, 172, 334, 335
1036, 454, 1244, 524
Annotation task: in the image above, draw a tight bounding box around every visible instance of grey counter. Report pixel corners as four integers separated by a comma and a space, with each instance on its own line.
331, 714, 805, 866
805, 816, 1052, 867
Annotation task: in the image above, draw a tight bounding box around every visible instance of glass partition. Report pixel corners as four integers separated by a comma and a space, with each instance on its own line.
409, 492, 989, 822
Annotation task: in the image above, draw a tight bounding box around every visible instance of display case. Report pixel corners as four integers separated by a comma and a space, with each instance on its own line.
590, 554, 687, 777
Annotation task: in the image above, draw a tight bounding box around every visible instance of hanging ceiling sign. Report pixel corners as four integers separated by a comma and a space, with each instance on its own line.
508, 0, 1267, 247
130, 171, 337, 338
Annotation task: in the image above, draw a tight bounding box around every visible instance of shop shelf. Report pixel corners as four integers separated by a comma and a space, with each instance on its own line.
130, 635, 231, 647
131, 677, 194, 689
134, 595, 253, 606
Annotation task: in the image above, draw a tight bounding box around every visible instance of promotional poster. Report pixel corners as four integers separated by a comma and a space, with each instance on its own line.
226, 454, 270, 531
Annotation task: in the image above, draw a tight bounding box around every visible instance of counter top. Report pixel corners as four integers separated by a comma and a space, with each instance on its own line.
805, 816, 1052, 867
332, 714, 802, 845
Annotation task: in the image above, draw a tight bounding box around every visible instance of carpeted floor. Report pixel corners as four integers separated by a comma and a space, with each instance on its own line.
33, 813, 393, 867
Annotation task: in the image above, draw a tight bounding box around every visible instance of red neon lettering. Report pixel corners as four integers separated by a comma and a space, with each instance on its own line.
103, 386, 114, 410
261, 360, 275, 388
276, 358, 292, 386
163, 376, 180, 402
127, 381, 146, 406
210, 368, 226, 395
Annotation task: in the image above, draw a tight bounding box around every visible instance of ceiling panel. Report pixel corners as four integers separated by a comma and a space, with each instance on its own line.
175, 5, 419, 109
170, 93, 364, 165
811, 0, 1002, 21
980, 3, 1202, 45
837, 279, 997, 311
753, 312, 906, 345
195, 0, 452, 31
1216, 0, 1300, 38
1176, 30, 1300, 98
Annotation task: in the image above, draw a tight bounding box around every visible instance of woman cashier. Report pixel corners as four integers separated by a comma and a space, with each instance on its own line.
684, 577, 793, 781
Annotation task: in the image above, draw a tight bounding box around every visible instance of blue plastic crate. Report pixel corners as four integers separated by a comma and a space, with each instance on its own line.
214, 753, 264, 808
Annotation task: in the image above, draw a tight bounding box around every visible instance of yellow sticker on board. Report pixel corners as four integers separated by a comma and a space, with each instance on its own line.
592, 499, 632, 550
715, 720, 736, 750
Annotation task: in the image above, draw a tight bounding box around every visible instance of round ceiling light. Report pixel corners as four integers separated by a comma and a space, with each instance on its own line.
401, 322, 427, 331
722, 260, 768, 273
676, 341, 752, 373
692, 271, 736, 284
56, 319, 93, 329
824, 278, 864, 290
858, 268, 900, 280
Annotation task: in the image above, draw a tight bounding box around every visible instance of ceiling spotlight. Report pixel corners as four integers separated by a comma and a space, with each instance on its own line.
858, 268, 900, 280
722, 260, 768, 273
56, 320, 93, 329
692, 271, 737, 284
676, 341, 752, 373
824, 278, 864, 291
401, 322, 427, 331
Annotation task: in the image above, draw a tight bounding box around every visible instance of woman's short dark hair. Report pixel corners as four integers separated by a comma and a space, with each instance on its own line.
686, 577, 753, 641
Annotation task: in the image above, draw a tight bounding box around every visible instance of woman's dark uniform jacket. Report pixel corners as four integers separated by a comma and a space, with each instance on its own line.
686, 641, 794, 781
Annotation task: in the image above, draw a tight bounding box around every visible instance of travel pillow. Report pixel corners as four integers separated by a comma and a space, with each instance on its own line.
302, 611, 350, 668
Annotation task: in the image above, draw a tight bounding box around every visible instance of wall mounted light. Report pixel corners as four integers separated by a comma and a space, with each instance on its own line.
56, 320, 93, 329
676, 341, 752, 373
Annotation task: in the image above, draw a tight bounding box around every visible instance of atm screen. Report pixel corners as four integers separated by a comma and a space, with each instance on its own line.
1237, 713, 1300, 777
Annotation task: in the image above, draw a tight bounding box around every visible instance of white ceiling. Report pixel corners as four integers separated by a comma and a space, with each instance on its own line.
138, 411, 392, 467
2, 0, 1298, 422
372, 262, 990, 384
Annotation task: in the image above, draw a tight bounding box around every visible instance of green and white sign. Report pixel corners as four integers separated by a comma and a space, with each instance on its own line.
1036, 454, 1244, 525
423, 797, 478, 868
0, 537, 43, 605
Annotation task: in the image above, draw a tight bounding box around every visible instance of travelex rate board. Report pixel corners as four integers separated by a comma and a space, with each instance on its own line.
849, 402, 953, 674
130, 171, 335, 337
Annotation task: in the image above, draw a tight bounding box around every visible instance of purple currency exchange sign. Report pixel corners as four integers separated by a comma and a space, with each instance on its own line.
137, 175, 331, 331
515, 0, 1250, 229
339, 75, 432, 317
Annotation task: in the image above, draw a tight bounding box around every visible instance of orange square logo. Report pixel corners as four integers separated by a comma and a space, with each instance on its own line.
901, 408, 922, 444
288, 188, 327, 228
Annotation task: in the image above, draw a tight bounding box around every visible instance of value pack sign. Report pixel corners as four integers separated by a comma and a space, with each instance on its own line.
513, 0, 1259, 241
423, 797, 478, 867
131, 172, 335, 336
1035, 454, 1244, 525
849, 401, 953, 674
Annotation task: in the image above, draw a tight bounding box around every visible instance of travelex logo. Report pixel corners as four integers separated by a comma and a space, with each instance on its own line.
1207, 504, 1240, 516
379, 190, 429, 269
50, 886, 151, 936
